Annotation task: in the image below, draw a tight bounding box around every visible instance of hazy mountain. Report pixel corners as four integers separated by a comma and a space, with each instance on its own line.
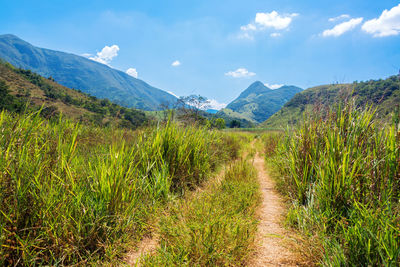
0, 34, 177, 110
262, 76, 400, 128
221, 81, 302, 123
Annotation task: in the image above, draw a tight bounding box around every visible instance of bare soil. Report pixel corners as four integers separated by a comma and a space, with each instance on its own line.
124, 236, 158, 266
249, 153, 304, 266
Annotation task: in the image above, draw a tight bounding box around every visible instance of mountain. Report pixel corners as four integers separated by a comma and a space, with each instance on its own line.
0, 59, 148, 128
0, 34, 177, 110
220, 81, 302, 123
262, 75, 400, 128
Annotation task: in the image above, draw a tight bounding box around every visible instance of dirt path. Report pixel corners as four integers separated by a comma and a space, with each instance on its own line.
124, 236, 157, 266
250, 152, 302, 266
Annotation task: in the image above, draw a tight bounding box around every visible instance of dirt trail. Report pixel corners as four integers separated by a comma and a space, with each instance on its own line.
124, 236, 157, 266
250, 152, 302, 266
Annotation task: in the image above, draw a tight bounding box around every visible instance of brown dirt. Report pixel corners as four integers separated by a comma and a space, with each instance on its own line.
124, 236, 158, 266
249, 153, 304, 266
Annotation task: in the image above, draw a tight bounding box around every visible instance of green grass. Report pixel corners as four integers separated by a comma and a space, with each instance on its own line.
266, 103, 400, 265
141, 158, 261, 266
0, 109, 240, 266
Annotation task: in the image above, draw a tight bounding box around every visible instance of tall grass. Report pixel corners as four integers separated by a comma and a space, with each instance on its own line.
141, 159, 260, 266
268, 103, 400, 265
0, 110, 239, 265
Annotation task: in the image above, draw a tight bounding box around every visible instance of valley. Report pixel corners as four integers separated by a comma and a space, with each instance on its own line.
1, 2, 400, 265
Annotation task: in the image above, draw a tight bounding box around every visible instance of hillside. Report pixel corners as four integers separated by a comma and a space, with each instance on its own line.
0, 34, 176, 110
263, 75, 400, 128
0, 60, 148, 128
221, 81, 302, 123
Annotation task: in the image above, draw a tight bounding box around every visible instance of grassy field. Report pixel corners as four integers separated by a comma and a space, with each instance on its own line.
0, 109, 242, 266
265, 103, 400, 265
141, 158, 260, 266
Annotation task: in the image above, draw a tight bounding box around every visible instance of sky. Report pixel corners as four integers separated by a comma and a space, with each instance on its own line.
1, 0, 400, 109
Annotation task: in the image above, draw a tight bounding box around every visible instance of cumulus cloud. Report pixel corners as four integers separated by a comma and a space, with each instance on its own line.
329, 14, 350, 22
89, 45, 120, 65
126, 68, 138, 78
81, 53, 92, 58
255, 11, 298, 30
264, 83, 283, 89
171, 60, 181, 67
207, 99, 227, 110
362, 4, 400, 37
322, 17, 363, 37
239, 11, 298, 39
225, 68, 256, 78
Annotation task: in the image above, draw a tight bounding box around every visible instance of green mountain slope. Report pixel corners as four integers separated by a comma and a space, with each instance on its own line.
222, 81, 302, 123
263, 76, 400, 128
0, 59, 148, 128
0, 34, 176, 110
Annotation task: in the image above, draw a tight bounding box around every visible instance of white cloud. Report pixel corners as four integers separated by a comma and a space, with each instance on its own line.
264, 83, 283, 89
81, 53, 92, 58
167, 91, 179, 98
240, 23, 257, 31
329, 14, 350, 22
322, 17, 363, 37
255, 11, 298, 30
89, 45, 120, 65
225, 68, 256, 78
171, 60, 181, 67
270, 32, 281, 37
362, 4, 400, 37
239, 11, 298, 39
126, 68, 138, 78
207, 99, 227, 110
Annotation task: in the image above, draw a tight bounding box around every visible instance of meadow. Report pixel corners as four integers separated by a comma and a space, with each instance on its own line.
0, 110, 242, 265
1, 100, 400, 266
265, 103, 400, 265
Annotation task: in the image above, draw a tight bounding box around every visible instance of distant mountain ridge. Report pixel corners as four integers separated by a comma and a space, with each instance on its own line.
220, 81, 302, 123
0, 34, 176, 110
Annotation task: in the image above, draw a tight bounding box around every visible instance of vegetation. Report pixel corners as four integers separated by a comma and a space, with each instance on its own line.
0, 80, 24, 112
214, 108, 255, 128
0, 109, 240, 266
0, 60, 148, 129
264, 76, 400, 128
142, 158, 260, 266
266, 103, 400, 265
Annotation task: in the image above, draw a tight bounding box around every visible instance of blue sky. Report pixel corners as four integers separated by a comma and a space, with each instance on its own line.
1, 0, 400, 108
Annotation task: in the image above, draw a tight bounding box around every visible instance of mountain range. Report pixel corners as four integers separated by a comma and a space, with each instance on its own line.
219, 81, 302, 123
0, 34, 176, 110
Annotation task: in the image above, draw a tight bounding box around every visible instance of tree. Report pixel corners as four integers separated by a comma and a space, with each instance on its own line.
229, 119, 241, 128
176, 95, 210, 125
0, 80, 23, 112
209, 118, 225, 129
